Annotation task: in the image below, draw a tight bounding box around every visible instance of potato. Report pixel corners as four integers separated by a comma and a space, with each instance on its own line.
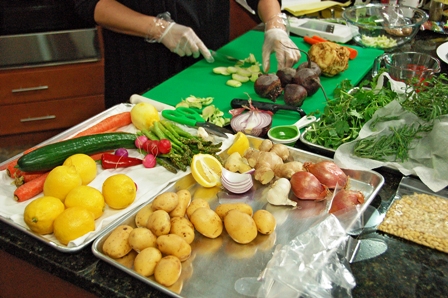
134, 247, 162, 277
128, 227, 157, 252
253, 210, 276, 235
154, 255, 182, 287
224, 209, 257, 244
189, 207, 223, 239
170, 216, 195, 244
102, 225, 133, 258
156, 234, 191, 262
147, 210, 171, 237
135, 203, 154, 228
169, 189, 191, 218
215, 203, 253, 220
114, 250, 137, 269
152, 192, 179, 212
186, 198, 210, 219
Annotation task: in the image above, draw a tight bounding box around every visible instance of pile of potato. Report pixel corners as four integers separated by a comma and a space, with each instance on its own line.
102, 188, 276, 290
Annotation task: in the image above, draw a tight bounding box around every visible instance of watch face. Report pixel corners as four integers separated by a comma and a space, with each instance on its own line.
300, 21, 335, 33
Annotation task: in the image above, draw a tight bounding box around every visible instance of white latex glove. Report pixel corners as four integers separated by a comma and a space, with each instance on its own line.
160, 23, 214, 62
262, 28, 300, 73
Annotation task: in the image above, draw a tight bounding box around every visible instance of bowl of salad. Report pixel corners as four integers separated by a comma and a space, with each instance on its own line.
342, 4, 428, 51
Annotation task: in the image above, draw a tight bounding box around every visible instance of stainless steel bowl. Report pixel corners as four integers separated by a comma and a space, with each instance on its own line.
342, 4, 428, 51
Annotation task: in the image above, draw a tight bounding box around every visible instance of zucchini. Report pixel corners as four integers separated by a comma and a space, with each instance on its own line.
17, 132, 137, 172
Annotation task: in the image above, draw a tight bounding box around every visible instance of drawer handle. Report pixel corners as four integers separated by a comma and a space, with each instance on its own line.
12, 85, 49, 93
20, 115, 56, 122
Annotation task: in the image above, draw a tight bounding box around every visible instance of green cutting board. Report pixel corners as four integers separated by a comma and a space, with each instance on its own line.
142, 30, 384, 127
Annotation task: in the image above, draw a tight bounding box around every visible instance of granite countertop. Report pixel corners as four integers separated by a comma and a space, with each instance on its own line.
1, 29, 447, 298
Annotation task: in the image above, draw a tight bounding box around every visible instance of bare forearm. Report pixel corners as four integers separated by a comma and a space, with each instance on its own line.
94, 0, 157, 38
257, 0, 284, 30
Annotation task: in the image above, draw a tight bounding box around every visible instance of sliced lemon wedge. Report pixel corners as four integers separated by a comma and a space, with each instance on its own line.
226, 132, 250, 156
191, 154, 223, 188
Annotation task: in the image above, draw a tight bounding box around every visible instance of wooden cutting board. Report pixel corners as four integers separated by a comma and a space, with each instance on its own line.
142, 30, 384, 127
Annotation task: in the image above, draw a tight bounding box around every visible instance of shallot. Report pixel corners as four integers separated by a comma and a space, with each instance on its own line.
304, 161, 347, 189
329, 189, 365, 213
290, 171, 329, 201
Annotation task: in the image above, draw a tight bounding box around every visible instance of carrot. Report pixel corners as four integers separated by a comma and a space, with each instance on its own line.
1, 147, 39, 173
5, 160, 19, 178
73, 112, 132, 138
14, 172, 50, 202
303, 36, 321, 45
14, 171, 48, 187
346, 47, 358, 60
311, 35, 358, 59
311, 35, 328, 42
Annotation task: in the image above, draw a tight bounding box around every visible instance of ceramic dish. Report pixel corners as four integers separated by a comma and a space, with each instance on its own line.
436, 41, 448, 64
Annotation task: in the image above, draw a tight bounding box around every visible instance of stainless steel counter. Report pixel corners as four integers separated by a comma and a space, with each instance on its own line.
0, 28, 101, 70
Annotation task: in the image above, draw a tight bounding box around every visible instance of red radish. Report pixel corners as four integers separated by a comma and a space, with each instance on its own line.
114, 148, 129, 157
157, 139, 172, 154
329, 189, 365, 213
143, 140, 159, 156
290, 171, 329, 201
143, 154, 157, 168
304, 161, 347, 189
135, 135, 148, 149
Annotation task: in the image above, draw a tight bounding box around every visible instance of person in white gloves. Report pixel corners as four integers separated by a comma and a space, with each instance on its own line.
74, 0, 300, 109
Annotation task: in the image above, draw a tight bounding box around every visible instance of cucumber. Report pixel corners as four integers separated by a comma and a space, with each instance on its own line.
17, 132, 137, 172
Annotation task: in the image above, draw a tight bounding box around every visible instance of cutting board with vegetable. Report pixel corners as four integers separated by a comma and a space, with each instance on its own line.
142, 30, 384, 127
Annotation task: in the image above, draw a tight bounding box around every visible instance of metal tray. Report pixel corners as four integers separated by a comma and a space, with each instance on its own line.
92, 140, 385, 298
0, 104, 190, 253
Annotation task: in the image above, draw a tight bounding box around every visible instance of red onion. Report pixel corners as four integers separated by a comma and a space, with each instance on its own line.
114, 148, 129, 157
230, 100, 272, 137
303, 161, 347, 189
329, 189, 365, 213
290, 171, 329, 201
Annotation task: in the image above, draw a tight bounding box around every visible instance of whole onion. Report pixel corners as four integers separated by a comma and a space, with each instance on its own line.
304, 161, 347, 189
290, 171, 329, 201
329, 189, 365, 213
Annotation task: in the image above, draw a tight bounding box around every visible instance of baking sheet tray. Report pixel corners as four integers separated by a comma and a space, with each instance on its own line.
0, 104, 192, 253
92, 139, 384, 298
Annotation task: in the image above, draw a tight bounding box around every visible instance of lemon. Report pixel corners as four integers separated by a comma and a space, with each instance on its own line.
191, 154, 223, 188
43, 165, 83, 202
65, 185, 105, 219
53, 206, 96, 245
23, 196, 65, 235
63, 153, 97, 185
227, 132, 250, 156
102, 174, 137, 209
130, 102, 160, 130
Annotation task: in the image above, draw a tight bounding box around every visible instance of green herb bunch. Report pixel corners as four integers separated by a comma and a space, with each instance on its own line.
304, 77, 398, 149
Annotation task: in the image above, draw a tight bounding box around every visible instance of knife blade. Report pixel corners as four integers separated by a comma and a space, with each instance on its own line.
231, 98, 306, 117
210, 50, 244, 63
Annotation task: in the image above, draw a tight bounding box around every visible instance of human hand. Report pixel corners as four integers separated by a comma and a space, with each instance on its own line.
262, 29, 300, 73
160, 23, 214, 63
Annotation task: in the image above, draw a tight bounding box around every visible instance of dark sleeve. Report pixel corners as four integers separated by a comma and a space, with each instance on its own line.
73, 0, 100, 26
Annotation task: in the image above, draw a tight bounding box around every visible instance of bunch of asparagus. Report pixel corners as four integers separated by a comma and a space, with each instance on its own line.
140, 120, 223, 173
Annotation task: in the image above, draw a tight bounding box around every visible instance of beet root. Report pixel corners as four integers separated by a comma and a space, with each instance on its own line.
276, 67, 297, 88
254, 74, 283, 101
292, 68, 321, 96
284, 84, 308, 107
297, 61, 322, 77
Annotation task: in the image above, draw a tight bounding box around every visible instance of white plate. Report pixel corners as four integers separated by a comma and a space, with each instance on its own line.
436, 41, 448, 64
